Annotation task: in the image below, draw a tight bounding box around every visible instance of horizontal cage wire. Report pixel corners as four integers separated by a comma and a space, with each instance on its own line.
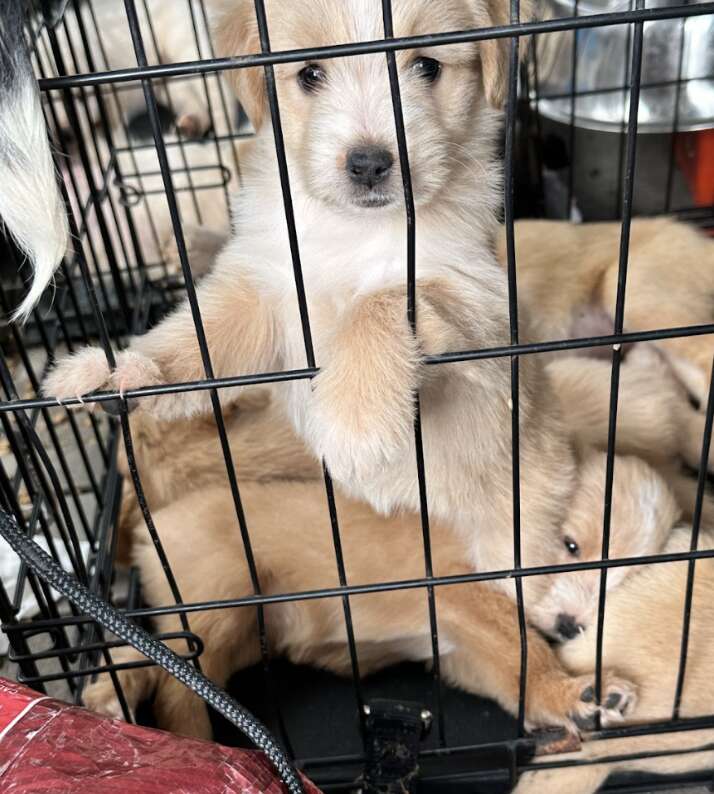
0, 0, 713, 792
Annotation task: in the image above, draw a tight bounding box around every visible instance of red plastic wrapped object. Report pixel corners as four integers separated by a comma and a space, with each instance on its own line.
0, 677, 321, 793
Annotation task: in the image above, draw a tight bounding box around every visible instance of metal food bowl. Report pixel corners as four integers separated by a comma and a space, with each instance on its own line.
533, 0, 714, 132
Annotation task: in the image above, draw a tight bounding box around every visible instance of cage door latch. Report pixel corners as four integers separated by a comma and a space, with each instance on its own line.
358, 699, 432, 794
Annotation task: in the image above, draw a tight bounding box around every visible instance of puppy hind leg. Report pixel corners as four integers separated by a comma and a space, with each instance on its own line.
83, 639, 214, 739
151, 670, 214, 740
151, 607, 261, 739
82, 645, 161, 723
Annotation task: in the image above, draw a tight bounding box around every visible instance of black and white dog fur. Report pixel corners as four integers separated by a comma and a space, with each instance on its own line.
0, 0, 67, 321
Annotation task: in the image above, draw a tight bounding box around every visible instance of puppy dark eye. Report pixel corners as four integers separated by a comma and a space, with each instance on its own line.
298, 63, 326, 93
564, 536, 580, 557
411, 56, 441, 83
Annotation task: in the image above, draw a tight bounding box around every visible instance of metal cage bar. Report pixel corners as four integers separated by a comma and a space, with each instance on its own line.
0, 0, 713, 790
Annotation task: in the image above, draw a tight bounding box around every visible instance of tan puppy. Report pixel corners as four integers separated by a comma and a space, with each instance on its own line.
114, 388, 319, 546
517, 528, 714, 792
529, 450, 682, 643
84, 403, 657, 739
113, 344, 711, 559
496, 216, 714, 525
546, 346, 714, 527
45, 0, 579, 614
497, 217, 714, 408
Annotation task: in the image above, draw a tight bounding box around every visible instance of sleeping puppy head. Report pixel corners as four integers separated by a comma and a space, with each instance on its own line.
214, 0, 532, 211
530, 451, 680, 643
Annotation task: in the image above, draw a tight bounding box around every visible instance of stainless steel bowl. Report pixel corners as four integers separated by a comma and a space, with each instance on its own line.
532, 0, 714, 132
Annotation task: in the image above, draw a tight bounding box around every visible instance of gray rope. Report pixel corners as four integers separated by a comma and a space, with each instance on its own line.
0, 509, 304, 794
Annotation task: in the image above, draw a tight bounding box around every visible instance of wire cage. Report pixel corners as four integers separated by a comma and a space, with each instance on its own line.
1, 0, 714, 792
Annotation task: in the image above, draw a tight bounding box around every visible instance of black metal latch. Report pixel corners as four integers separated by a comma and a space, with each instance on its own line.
358, 699, 432, 794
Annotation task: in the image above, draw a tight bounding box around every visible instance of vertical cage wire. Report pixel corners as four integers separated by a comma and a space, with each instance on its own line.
503, 0, 530, 743
381, 0, 445, 745
593, 0, 645, 720
121, 0, 295, 742
0, 1, 714, 789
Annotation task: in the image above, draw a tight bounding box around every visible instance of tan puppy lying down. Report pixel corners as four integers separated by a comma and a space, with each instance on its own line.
517, 527, 714, 792
497, 217, 714, 408
113, 389, 318, 553
546, 346, 714, 529
84, 403, 672, 739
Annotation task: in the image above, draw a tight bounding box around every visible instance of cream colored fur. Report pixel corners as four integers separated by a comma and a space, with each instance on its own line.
547, 346, 714, 527
44, 0, 579, 612
46, 5, 714, 773
495, 216, 714, 525
496, 217, 714, 408
516, 523, 714, 794
87, 402, 714, 794
84, 401, 640, 739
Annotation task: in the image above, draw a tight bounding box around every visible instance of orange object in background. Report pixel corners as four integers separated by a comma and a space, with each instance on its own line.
676, 129, 714, 207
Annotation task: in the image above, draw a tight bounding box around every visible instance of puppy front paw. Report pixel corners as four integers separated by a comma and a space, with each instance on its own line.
308, 366, 415, 483
43, 346, 112, 404
527, 670, 637, 735
44, 347, 163, 414
570, 672, 637, 731
308, 411, 397, 483
110, 351, 163, 402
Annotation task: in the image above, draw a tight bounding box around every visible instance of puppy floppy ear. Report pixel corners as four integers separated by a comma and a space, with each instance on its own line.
477, 0, 534, 108
212, 0, 267, 129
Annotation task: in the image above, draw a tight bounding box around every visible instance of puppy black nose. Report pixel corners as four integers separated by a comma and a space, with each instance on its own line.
556, 613, 582, 640
346, 146, 393, 188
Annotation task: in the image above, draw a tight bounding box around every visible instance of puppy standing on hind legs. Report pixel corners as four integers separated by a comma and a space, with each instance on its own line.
45, 0, 579, 614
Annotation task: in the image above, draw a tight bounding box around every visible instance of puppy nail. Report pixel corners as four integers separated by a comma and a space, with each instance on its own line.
580, 686, 594, 703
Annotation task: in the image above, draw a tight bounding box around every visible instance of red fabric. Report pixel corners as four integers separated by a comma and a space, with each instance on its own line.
0, 677, 321, 793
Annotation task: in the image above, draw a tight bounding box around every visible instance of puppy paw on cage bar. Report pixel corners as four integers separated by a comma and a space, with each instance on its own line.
1, 0, 714, 792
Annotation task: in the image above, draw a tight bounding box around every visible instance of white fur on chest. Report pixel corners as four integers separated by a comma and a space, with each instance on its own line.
233, 198, 460, 304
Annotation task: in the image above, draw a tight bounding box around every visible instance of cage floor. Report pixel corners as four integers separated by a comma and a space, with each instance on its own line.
0, 631, 710, 791
205, 661, 710, 793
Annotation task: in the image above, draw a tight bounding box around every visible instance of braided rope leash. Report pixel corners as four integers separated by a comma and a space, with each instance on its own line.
0, 509, 305, 794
